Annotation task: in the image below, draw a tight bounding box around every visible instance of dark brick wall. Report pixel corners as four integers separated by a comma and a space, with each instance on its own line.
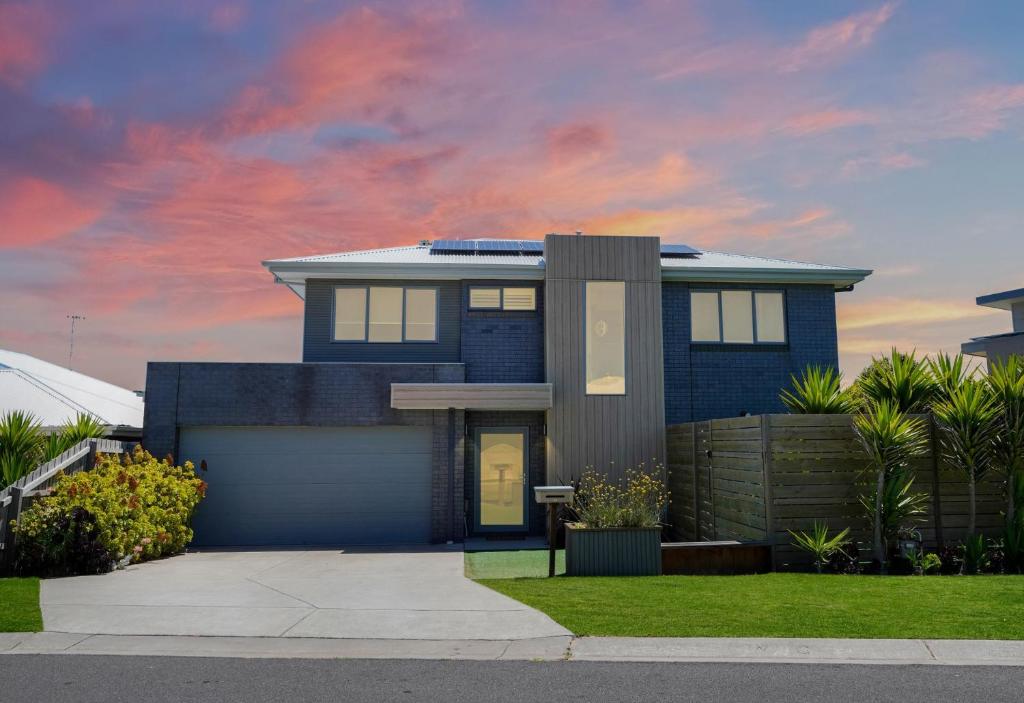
662, 282, 840, 423
302, 279, 462, 363
460, 281, 545, 383
464, 411, 547, 537
142, 362, 466, 542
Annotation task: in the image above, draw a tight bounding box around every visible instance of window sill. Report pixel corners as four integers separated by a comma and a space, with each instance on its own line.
690, 343, 789, 352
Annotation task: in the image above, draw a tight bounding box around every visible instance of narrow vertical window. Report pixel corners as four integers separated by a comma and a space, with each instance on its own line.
585, 281, 625, 395
367, 287, 403, 342
755, 292, 786, 343
334, 288, 367, 341
721, 290, 754, 343
404, 288, 437, 341
690, 291, 721, 342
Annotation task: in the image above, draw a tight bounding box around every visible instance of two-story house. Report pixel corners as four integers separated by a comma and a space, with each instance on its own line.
143, 234, 870, 547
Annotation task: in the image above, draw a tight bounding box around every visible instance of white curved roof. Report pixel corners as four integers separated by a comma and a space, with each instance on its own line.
0, 349, 144, 430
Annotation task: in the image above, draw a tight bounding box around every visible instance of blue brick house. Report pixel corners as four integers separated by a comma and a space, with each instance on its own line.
144, 234, 869, 546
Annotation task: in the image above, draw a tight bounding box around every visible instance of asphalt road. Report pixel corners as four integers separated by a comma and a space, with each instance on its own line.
1, 656, 1022, 703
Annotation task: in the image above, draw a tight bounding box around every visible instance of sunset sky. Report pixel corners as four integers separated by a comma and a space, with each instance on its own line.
1, 1, 1022, 390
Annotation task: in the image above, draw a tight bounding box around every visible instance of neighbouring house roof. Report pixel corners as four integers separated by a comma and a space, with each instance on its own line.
0, 349, 144, 431
977, 287, 1024, 310
263, 238, 872, 299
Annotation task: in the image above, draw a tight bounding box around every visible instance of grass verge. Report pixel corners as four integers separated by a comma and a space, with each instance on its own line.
0, 578, 43, 632
465, 549, 565, 578
478, 572, 1024, 639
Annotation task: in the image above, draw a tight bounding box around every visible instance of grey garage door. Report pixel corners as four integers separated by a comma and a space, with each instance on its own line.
179, 426, 433, 546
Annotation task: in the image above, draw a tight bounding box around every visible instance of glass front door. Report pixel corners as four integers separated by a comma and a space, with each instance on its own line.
476, 428, 528, 531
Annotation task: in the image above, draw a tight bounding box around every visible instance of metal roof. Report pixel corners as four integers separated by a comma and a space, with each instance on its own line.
0, 349, 145, 430
977, 287, 1024, 310
264, 238, 871, 298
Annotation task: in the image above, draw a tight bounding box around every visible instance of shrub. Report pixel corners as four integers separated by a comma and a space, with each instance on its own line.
853, 349, 938, 413
0, 410, 45, 488
13, 505, 113, 577
569, 466, 668, 529
14, 446, 206, 564
962, 534, 991, 575
780, 365, 858, 414
788, 521, 851, 573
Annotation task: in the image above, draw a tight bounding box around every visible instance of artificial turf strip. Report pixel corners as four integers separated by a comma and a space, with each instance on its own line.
465, 550, 565, 579
478, 573, 1024, 640
0, 578, 43, 632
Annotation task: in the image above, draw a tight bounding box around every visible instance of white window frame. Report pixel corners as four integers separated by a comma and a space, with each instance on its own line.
585, 280, 627, 396
689, 289, 787, 345
331, 285, 439, 344
467, 285, 537, 311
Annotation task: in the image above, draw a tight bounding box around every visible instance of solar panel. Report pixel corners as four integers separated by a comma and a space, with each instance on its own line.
430, 239, 545, 255
430, 239, 476, 253
519, 241, 544, 253
660, 243, 701, 257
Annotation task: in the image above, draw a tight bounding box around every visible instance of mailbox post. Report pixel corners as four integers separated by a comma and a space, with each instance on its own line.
534, 486, 574, 577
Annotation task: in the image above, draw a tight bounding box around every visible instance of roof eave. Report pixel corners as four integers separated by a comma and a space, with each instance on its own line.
264, 260, 547, 282
660, 267, 872, 290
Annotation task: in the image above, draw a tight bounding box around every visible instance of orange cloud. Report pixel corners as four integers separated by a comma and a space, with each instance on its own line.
0, 178, 103, 247
781, 109, 875, 136
545, 122, 614, 164
779, 3, 896, 72
837, 298, 1000, 331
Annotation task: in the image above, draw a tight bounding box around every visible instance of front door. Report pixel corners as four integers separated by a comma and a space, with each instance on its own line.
475, 428, 528, 532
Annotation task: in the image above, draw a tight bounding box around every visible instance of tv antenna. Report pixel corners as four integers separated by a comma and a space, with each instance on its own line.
67, 314, 86, 369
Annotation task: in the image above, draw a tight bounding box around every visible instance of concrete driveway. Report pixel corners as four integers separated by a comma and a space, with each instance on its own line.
40, 548, 569, 641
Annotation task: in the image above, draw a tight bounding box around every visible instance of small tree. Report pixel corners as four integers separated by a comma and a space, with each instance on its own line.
985, 356, 1024, 535
789, 522, 851, 573
780, 365, 858, 414
0, 410, 45, 488
933, 380, 999, 537
853, 399, 928, 573
929, 352, 973, 407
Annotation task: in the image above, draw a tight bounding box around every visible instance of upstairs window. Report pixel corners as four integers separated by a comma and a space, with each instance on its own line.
468, 286, 537, 311
690, 290, 786, 344
586, 281, 626, 395
333, 286, 438, 343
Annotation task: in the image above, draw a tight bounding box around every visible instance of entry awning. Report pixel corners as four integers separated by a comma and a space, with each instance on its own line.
391, 383, 553, 411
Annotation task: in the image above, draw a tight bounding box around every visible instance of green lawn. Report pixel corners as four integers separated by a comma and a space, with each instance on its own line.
479, 572, 1024, 640
0, 578, 43, 632
465, 549, 565, 578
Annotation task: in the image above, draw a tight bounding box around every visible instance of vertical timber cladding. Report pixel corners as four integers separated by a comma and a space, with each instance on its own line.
544, 234, 667, 483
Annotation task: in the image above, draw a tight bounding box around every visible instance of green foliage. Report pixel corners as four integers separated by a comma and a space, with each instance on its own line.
788, 522, 851, 573
852, 399, 929, 571
13, 505, 113, 577
962, 534, 991, 575
928, 352, 973, 406
858, 472, 929, 543
0, 411, 109, 488
0, 410, 45, 487
570, 466, 668, 529
905, 546, 942, 575
15, 446, 206, 563
854, 349, 938, 413
780, 365, 858, 414
986, 355, 1024, 532
933, 379, 999, 535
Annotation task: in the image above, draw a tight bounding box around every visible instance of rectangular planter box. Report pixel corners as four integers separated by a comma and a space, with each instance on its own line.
565, 524, 662, 576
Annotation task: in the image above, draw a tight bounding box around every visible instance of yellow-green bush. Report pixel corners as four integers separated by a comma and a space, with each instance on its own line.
15, 446, 206, 563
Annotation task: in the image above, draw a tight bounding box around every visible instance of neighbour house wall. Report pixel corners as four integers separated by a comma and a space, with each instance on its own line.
143, 362, 466, 542
302, 279, 462, 363
463, 410, 547, 537
665, 415, 1006, 570
662, 282, 839, 424
544, 234, 667, 483
460, 281, 545, 383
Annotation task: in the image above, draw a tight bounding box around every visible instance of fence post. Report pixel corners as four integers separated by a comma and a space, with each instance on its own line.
691, 423, 699, 541
85, 439, 99, 471
760, 415, 777, 571
0, 487, 24, 575
708, 420, 717, 541
927, 413, 945, 551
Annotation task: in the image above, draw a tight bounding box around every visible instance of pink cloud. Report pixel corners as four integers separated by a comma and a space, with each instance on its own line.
0, 2, 56, 85
779, 3, 896, 72
0, 178, 103, 247
780, 109, 876, 136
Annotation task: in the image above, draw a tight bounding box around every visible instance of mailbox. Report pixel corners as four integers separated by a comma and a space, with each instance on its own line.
534, 485, 574, 504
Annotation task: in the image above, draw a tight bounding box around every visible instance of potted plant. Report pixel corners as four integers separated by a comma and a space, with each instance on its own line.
564, 466, 667, 576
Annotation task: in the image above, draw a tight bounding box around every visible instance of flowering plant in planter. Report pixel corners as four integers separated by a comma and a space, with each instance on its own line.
564, 465, 668, 576
569, 466, 668, 528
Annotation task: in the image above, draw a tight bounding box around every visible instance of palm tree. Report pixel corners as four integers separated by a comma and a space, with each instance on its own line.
986, 356, 1024, 529
853, 399, 929, 572
933, 380, 999, 536
780, 365, 858, 414
0, 411, 45, 488
42, 413, 108, 460
854, 349, 938, 413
